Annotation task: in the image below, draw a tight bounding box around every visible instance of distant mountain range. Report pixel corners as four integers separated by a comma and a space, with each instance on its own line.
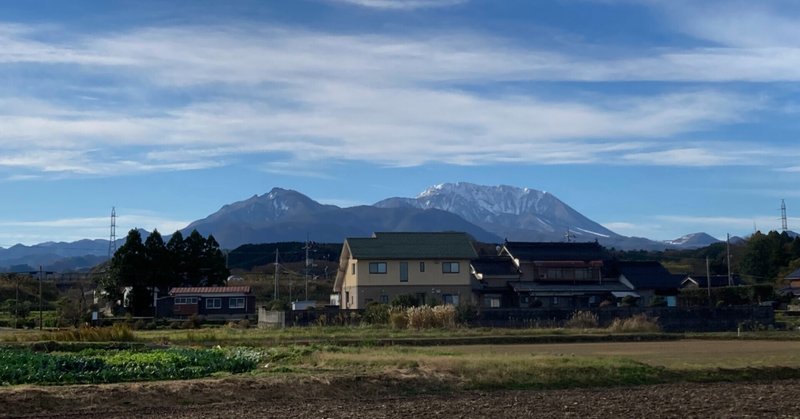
0, 183, 760, 271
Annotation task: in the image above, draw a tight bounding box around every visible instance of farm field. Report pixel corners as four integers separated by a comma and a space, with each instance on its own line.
2, 339, 800, 417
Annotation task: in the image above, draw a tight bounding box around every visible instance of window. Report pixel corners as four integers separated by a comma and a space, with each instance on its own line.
442, 294, 460, 306
546, 269, 562, 280
399, 262, 408, 282
206, 298, 222, 309
419, 262, 425, 272
552, 296, 559, 306
369, 262, 387, 274
442, 262, 460, 273
574, 269, 590, 280
380, 294, 389, 304
351, 263, 356, 275
175, 297, 198, 305
229, 297, 245, 309
483, 295, 501, 308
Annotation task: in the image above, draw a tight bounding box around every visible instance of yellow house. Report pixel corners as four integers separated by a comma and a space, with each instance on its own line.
333, 232, 478, 309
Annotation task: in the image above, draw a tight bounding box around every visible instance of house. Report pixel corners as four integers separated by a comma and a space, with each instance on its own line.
681, 274, 743, 289
471, 255, 521, 308
500, 241, 630, 308
333, 232, 479, 309
614, 261, 683, 307
780, 268, 800, 297
161, 286, 256, 320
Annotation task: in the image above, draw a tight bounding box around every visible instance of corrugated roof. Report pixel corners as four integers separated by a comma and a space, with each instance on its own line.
504, 241, 605, 261
170, 286, 251, 295
346, 232, 478, 260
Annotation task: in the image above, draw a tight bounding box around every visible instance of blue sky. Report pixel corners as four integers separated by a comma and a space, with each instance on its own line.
1, 0, 800, 246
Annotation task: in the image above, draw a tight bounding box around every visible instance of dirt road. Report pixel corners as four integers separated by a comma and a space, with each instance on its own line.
2, 377, 799, 418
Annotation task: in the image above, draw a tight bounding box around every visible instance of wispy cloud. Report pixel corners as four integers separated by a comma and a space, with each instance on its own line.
329, 0, 467, 10
0, 20, 795, 176
0, 212, 190, 247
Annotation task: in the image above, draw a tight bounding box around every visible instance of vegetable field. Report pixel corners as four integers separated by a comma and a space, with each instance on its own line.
0, 347, 263, 385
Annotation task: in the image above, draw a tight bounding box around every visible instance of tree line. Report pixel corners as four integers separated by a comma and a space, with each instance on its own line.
100, 229, 229, 315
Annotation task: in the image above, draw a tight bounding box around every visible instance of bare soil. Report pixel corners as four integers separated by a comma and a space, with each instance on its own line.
2, 376, 800, 419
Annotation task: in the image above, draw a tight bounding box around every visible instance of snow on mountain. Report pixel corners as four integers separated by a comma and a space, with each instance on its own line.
376, 182, 621, 242
663, 232, 722, 249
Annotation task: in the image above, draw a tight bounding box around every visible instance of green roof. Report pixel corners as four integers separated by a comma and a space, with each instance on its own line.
346, 232, 478, 260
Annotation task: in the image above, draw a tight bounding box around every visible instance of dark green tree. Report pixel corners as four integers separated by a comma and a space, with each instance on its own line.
166, 231, 187, 285
108, 229, 149, 314
183, 230, 207, 286
202, 234, 229, 286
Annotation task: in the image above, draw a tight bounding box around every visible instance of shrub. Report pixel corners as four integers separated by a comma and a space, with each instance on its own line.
620, 295, 638, 307
388, 306, 408, 329
455, 303, 478, 325
565, 310, 599, 329
648, 296, 667, 307
390, 294, 420, 308
599, 299, 614, 308
133, 319, 146, 330
363, 302, 390, 325
237, 319, 251, 329
607, 314, 660, 333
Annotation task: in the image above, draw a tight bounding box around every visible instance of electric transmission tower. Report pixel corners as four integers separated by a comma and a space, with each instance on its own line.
781, 199, 788, 233
108, 206, 117, 259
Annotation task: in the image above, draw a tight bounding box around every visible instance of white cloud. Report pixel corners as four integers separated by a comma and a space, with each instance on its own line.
329, 0, 467, 10
0, 213, 190, 246
0, 22, 795, 176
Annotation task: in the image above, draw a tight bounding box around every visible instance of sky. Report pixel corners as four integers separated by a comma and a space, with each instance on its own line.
1, 0, 800, 246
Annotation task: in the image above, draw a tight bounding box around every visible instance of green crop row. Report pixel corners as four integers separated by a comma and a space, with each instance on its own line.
0, 346, 264, 385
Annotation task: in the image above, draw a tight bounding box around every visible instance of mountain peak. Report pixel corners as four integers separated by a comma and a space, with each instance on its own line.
664, 232, 722, 249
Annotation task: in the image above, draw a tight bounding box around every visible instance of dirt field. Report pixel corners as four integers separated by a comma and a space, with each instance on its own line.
2, 376, 800, 418
4, 340, 800, 418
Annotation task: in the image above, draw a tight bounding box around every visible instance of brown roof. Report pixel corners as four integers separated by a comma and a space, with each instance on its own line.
170, 286, 251, 295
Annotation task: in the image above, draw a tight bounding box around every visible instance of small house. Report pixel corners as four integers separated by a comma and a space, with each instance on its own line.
165, 286, 256, 320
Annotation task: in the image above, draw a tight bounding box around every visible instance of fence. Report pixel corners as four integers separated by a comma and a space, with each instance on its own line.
259, 305, 774, 332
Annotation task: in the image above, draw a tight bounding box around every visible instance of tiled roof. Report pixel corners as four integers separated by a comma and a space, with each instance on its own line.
346, 232, 478, 260
510, 280, 631, 294
170, 286, 251, 295
503, 241, 605, 262
786, 268, 800, 280
616, 261, 683, 290
471, 256, 520, 277
682, 275, 742, 288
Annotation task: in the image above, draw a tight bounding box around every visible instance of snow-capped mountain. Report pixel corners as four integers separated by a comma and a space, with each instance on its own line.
375, 182, 621, 242
663, 232, 722, 249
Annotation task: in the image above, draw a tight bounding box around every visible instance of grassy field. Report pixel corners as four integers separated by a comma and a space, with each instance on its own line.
4, 325, 800, 390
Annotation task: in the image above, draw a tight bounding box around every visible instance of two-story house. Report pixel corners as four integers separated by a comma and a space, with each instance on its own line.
500, 241, 631, 308
333, 232, 478, 309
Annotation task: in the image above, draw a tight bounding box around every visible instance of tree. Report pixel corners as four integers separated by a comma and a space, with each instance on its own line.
108, 229, 149, 314
166, 230, 187, 285
183, 230, 207, 286
202, 234, 229, 286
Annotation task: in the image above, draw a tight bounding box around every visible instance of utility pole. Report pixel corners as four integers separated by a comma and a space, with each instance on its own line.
14, 275, 18, 329
304, 237, 310, 301
726, 233, 732, 286
273, 248, 279, 301
39, 266, 43, 330
706, 256, 712, 306
781, 199, 788, 233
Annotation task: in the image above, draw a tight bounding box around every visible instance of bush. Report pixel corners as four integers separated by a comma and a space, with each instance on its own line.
363, 302, 389, 325
455, 303, 477, 325
565, 310, 599, 329
620, 295, 638, 308
390, 294, 420, 308
388, 306, 408, 329
132, 319, 147, 330
648, 296, 667, 308
607, 314, 661, 333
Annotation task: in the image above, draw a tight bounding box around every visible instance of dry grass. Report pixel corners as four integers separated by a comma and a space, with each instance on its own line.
564, 311, 599, 329
607, 314, 661, 333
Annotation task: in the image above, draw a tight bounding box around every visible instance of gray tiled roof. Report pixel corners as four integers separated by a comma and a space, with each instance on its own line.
346, 232, 478, 260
